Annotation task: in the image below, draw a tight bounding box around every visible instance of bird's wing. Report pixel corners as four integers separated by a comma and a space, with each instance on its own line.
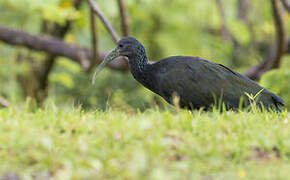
213, 62, 284, 109
157, 57, 264, 109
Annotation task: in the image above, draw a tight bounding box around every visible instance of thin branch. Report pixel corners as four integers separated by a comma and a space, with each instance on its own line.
89, 7, 99, 71
237, 0, 249, 21
0, 25, 128, 71
39, 7, 82, 94
87, 0, 119, 43
245, 0, 287, 80
281, 0, 290, 12
18, 0, 84, 102
271, 0, 287, 68
0, 96, 9, 107
117, 0, 129, 36
215, 0, 231, 41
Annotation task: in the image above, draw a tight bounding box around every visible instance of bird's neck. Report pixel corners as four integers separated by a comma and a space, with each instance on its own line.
128, 52, 148, 72
128, 53, 157, 92
128, 52, 149, 74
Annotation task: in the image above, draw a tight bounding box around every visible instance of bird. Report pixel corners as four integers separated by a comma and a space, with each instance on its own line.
92, 36, 284, 111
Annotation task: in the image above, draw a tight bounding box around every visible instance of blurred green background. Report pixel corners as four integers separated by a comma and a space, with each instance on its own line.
0, 0, 289, 110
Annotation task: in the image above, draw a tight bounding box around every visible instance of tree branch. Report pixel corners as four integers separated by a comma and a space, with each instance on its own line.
117, 0, 129, 36
37, 0, 84, 98
281, 0, 290, 12
271, 0, 287, 67
245, 0, 287, 80
87, 0, 119, 43
89, 7, 99, 71
237, 0, 249, 22
215, 0, 231, 41
0, 25, 128, 71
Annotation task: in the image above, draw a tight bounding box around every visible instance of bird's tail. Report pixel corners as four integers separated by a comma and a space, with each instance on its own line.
271, 93, 284, 110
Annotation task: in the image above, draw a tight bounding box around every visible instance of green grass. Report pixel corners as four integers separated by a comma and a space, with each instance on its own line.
0, 105, 289, 180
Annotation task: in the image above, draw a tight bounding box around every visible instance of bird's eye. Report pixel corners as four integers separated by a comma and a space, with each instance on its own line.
118, 44, 124, 48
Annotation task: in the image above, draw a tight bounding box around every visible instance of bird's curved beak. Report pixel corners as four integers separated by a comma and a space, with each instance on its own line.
92, 47, 120, 85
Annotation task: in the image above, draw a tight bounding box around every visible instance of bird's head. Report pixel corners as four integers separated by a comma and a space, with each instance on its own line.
117, 36, 144, 57
92, 37, 146, 84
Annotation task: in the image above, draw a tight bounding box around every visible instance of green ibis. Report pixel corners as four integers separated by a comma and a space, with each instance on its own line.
92, 37, 284, 111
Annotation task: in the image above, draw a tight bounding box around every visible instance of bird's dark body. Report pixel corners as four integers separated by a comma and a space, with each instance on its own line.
96, 37, 284, 111
129, 56, 283, 110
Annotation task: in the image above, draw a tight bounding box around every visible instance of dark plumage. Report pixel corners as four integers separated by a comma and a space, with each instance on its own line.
92, 37, 284, 111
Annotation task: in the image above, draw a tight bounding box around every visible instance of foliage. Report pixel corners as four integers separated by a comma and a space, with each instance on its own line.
49, 60, 162, 110
0, 0, 289, 109
260, 66, 290, 109
0, 106, 289, 179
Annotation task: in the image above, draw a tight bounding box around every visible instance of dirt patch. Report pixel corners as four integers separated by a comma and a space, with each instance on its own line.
246, 146, 280, 162
0, 173, 20, 180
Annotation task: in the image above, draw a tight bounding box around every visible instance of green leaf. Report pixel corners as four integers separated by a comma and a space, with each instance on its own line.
50, 72, 74, 88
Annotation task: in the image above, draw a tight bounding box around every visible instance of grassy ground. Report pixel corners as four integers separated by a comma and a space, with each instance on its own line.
0, 105, 289, 180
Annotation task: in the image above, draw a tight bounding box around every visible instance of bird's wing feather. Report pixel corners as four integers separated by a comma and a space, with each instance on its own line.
156, 57, 266, 108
